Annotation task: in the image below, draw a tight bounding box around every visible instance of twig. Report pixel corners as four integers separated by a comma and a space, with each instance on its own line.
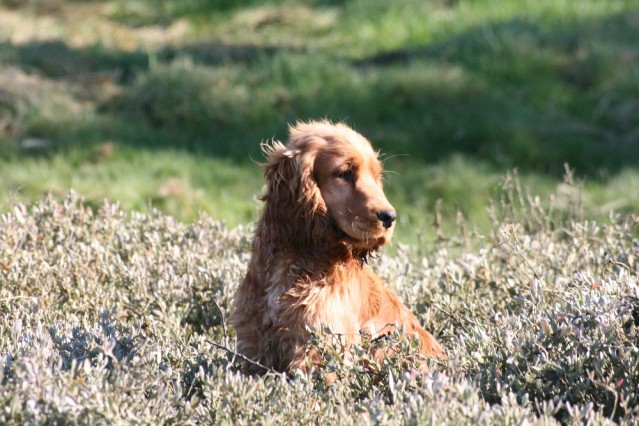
499, 230, 541, 281
588, 371, 620, 420
206, 339, 281, 375
438, 305, 473, 335
0, 295, 38, 304
456, 207, 468, 248
434, 199, 447, 242
210, 297, 228, 348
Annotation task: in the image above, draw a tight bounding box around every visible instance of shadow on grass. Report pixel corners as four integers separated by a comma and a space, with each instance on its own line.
106, 0, 281, 27
2, 8, 638, 177
0, 39, 298, 79
48, 311, 140, 372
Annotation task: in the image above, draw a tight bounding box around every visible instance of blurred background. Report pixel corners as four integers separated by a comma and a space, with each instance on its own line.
0, 0, 637, 245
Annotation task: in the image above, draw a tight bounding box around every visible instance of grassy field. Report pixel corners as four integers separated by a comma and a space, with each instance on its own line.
1, 0, 638, 245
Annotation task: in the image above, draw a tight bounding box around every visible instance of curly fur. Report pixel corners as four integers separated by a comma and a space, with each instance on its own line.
230, 121, 446, 373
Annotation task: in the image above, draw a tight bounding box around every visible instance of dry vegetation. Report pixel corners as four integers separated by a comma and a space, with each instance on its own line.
1, 174, 637, 424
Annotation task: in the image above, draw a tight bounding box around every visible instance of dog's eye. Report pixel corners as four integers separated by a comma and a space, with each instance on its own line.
336, 168, 354, 182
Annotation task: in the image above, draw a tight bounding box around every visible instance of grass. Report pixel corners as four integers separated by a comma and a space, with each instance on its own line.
0, 148, 263, 225
1, 0, 638, 246
1, 180, 637, 423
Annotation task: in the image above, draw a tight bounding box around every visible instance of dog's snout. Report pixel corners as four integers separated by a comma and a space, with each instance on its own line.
376, 210, 397, 229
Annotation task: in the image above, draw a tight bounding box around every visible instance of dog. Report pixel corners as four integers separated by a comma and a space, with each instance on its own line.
230, 121, 446, 373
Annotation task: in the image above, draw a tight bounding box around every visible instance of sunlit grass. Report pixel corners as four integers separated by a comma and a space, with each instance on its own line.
0, 0, 637, 244
0, 149, 263, 226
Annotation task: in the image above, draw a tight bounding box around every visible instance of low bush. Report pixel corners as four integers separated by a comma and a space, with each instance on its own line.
0, 179, 637, 423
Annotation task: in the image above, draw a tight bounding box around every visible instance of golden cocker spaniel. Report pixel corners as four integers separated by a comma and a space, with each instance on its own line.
230, 121, 446, 373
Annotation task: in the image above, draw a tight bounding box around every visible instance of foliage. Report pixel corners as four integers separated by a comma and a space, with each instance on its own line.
1, 176, 637, 423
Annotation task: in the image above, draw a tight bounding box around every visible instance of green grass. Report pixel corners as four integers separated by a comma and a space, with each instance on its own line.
0, 0, 638, 245
0, 148, 263, 226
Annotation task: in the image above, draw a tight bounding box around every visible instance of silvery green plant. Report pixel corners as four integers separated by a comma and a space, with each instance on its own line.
0, 177, 636, 424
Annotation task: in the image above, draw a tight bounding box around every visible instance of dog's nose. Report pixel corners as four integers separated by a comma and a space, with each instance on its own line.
376, 210, 397, 229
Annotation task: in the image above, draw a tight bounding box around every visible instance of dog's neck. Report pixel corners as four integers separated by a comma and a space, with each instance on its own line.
261, 231, 373, 271
257, 208, 376, 269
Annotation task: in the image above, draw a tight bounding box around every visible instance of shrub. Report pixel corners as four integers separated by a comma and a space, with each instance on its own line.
0, 180, 637, 423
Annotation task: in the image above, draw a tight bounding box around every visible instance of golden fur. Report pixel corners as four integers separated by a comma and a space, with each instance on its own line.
230, 121, 446, 373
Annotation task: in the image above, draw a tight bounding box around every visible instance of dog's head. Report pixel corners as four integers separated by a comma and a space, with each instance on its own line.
261, 121, 395, 258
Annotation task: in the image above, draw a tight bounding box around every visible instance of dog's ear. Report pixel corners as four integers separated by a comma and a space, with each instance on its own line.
260, 138, 329, 254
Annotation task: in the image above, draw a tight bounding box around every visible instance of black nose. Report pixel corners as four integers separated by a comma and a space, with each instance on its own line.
376, 210, 397, 229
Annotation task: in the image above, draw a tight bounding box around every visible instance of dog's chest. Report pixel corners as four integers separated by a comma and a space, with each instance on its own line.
300, 271, 369, 340
313, 283, 362, 338
265, 262, 373, 341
